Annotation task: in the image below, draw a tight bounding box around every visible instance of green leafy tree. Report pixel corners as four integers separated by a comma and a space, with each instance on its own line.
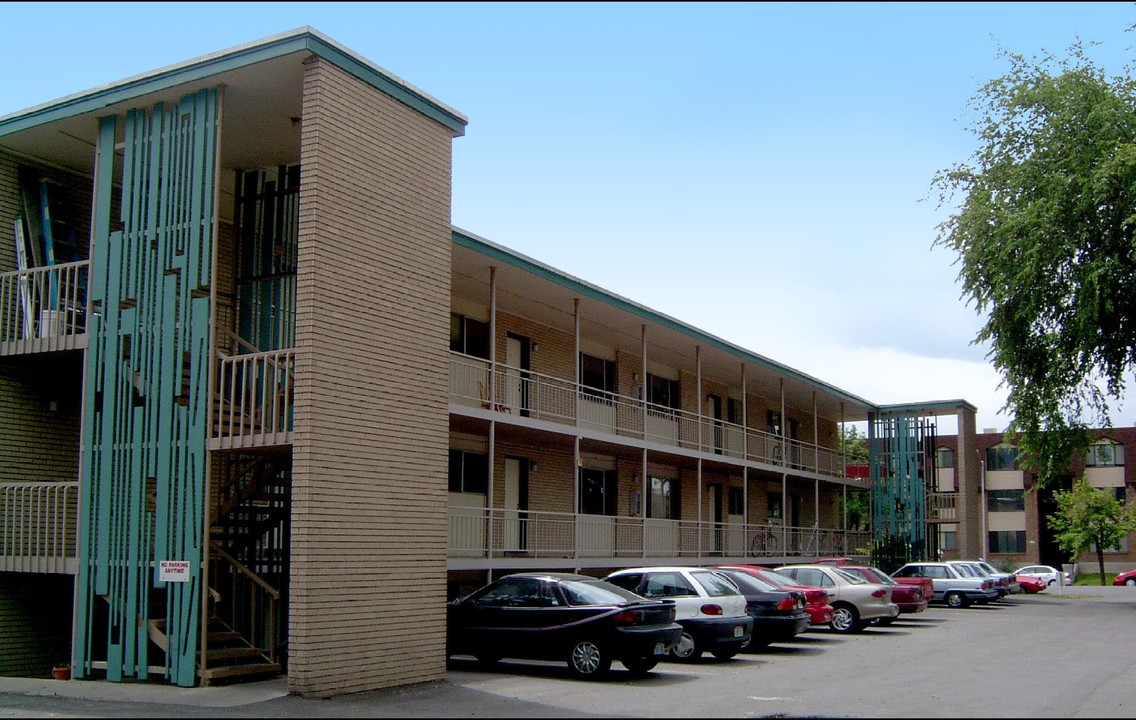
838, 426, 871, 531
932, 41, 1136, 486
1048, 478, 1136, 584
839, 425, 869, 463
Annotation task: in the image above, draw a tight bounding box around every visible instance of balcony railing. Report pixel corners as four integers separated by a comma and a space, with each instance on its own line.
0, 261, 89, 354
211, 349, 295, 449
451, 354, 847, 479
0, 482, 78, 573
926, 491, 958, 522
449, 506, 871, 563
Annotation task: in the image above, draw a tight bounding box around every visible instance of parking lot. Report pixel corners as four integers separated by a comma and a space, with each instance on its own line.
2, 586, 1134, 718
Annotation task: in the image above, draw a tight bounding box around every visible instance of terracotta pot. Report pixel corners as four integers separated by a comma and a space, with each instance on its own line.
52, 666, 70, 681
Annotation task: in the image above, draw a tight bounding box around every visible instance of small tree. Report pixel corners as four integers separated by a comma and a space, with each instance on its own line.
1047, 479, 1136, 584
838, 426, 871, 532
840, 425, 869, 463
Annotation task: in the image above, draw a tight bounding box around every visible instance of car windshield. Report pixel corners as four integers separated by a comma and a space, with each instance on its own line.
832, 567, 867, 584
692, 570, 743, 597
716, 570, 778, 594
559, 579, 643, 606
757, 569, 799, 587
868, 568, 897, 585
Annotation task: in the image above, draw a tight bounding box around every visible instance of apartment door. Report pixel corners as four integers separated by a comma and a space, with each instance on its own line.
503, 457, 530, 552
706, 394, 723, 454
506, 333, 531, 417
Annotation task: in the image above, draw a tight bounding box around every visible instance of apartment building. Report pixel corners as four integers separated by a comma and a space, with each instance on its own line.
0, 28, 980, 695
933, 427, 1136, 573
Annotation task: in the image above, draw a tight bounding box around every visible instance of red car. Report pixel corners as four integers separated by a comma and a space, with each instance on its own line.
838, 566, 929, 624
1112, 568, 1136, 586
716, 565, 835, 626
1016, 574, 1047, 593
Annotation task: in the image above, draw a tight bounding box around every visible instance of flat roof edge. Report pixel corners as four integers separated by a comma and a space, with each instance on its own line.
0, 27, 467, 137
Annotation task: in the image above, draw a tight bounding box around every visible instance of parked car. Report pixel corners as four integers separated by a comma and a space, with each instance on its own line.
891, 561, 1000, 608
1016, 573, 1047, 593
972, 560, 1021, 594
447, 572, 683, 677
948, 560, 1008, 599
1112, 568, 1136, 586
604, 567, 753, 662
775, 564, 900, 633
715, 565, 835, 627
837, 565, 929, 624
711, 567, 810, 648
1014, 564, 1073, 587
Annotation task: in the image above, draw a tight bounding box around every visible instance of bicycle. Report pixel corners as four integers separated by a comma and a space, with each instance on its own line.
750, 525, 779, 557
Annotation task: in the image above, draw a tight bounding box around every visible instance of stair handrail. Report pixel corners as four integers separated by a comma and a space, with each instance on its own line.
208, 541, 280, 665
210, 541, 280, 599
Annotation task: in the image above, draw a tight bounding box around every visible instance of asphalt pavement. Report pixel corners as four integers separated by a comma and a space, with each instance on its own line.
1, 583, 1133, 718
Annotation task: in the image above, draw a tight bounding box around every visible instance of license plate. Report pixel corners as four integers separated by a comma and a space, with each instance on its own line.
733, 625, 744, 638
653, 642, 666, 656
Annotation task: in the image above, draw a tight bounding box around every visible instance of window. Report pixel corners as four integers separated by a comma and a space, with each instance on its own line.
936, 448, 954, 469
1086, 442, 1125, 467
986, 446, 1018, 471
579, 353, 616, 399
646, 373, 679, 410
1092, 537, 1129, 553
727, 398, 743, 425
450, 314, 489, 359
940, 530, 958, 551
448, 450, 488, 493
988, 530, 1026, 553
767, 410, 781, 436
647, 476, 681, 520
987, 489, 1025, 512
728, 487, 744, 515
767, 493, 782, 520
579, 467, 617, 516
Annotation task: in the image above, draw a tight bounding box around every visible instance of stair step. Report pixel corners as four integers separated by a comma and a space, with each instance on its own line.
200, 661, 281, 683
208, 630, 243, 643
207, 646, 266, 661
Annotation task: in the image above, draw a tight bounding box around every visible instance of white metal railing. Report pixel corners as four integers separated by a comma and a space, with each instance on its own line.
213, 349, 295, 448
0, 261, 88, 352
448, 506, 871, 563
0, 482, 78, 573
451, 353, 847, 480
927, 492, 959, 522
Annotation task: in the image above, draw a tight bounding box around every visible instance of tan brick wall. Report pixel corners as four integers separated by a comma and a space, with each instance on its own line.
289, 58, 454, 697
0, 152, 87, 486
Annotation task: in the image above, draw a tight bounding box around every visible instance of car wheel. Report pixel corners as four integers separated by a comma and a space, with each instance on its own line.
670, 630, 703, 662
946, 592, 968, 609
1047, 579, 1055, 586
1125, 578, 1136, 587
830, 604, 861, 633
712, 648, 739, 661
567, 639, 612, 678
621, 657, 658, 676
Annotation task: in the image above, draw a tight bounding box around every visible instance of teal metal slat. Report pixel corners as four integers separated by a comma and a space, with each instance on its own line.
76, 89, 218, 688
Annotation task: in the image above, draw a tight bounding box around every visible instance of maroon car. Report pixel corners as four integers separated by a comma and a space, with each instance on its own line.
839, 565, 929, 624
715, 565, 835, 627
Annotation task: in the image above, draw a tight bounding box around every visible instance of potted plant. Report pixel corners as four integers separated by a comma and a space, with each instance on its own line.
51, 662, 70, 681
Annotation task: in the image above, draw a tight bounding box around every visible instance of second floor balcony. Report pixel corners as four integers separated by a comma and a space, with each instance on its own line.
450, 354, 849, 481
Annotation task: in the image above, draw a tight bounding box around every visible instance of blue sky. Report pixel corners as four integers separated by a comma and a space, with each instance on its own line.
4, 2, 1135, 432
